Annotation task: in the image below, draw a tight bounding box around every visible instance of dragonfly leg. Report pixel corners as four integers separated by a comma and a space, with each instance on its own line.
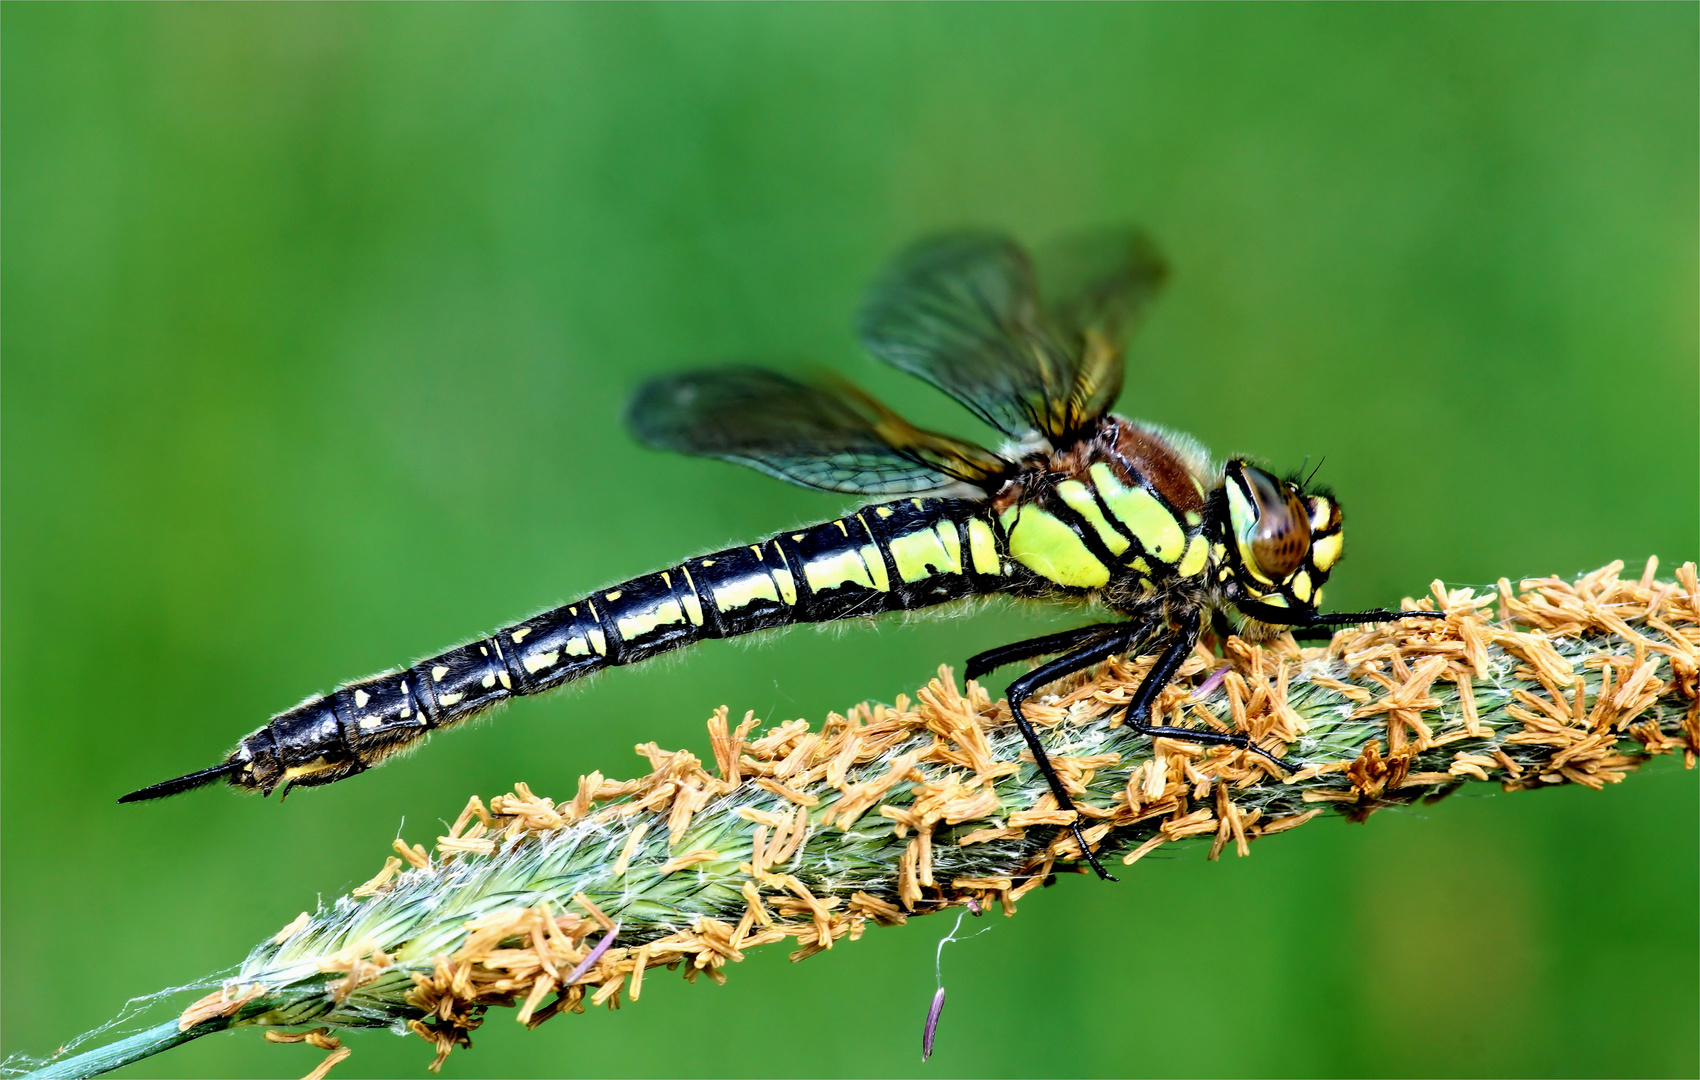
1122, 609, 1295, 771
1004, 627, 1140, 882
965, 623, 1119, 683
1238, 603, 1443, 643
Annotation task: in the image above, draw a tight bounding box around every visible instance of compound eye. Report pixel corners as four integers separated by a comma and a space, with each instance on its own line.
1242, 467, 1308, 581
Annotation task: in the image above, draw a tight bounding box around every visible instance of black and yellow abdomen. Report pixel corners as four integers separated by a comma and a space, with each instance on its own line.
199, 496, 1013, 797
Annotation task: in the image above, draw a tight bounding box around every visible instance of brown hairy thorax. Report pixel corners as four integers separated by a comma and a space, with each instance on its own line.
992, 416, 1213, 515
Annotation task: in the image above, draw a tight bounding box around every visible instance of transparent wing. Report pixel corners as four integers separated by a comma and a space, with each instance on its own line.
1037, 226, 1169, 425
856, 229, 1168, 442
857, 231, 1072, 439
1039, 226, 1169, 352
626, 366, 1009, 496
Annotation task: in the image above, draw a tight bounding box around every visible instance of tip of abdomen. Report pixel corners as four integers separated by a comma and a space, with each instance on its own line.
117, 762, 235, 804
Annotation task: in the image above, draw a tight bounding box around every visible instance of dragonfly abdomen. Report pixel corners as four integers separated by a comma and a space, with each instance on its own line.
121, 497, 1011, 801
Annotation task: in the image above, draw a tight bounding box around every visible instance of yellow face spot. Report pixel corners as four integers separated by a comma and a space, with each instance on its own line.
714, 573, 783, 611
804, 550, 876, 593
1185, 511, 1203, 526
1177, 535, 1209, 578
1212, 542, 1226, 564
1131, 556, 1151, 573
617, 600, 685, 641
887, 525, 961, 583
1001, 505, 1110, 589
1291, 569, 1313, 604
523, 650, 561, 674
1308, 498, 1335, 531
1056, 480, 1129, 555
1090, 463, 1185, 563
967, 519, 1001, 575
1312, 533, 1343, 572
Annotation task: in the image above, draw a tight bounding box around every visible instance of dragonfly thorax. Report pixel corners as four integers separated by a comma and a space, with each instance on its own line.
991, 416, 1215, 605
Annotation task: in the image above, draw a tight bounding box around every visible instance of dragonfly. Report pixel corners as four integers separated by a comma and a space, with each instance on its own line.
122, 228, 1425, 880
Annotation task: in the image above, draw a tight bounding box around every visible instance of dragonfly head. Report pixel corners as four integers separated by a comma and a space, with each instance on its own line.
1216, 459, 1343, 617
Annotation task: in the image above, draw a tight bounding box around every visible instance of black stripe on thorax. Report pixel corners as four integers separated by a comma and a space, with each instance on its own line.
1037, 485, 1134, 574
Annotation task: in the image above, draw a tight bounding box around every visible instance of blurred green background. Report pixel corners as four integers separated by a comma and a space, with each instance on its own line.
4, 5, 1696, 1078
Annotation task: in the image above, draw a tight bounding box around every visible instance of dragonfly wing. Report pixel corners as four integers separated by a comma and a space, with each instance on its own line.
857, 229, 1168, 442
627, 366, 1009, 497
1037, 227, 1169, 426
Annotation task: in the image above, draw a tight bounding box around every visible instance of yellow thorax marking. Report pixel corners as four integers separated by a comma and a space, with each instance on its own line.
1089, 463, 1185, 563
1056, 479, 1129, 555
1000, 504, 1109, 589
1177, 536, 1209, 578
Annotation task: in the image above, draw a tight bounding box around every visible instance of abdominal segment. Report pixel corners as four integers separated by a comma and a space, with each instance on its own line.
226, 497, 1015, 795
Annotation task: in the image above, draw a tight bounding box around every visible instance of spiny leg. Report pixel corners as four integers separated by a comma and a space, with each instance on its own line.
1004, 628, 1138, 882
965, 623, 1119, 683
1120, 609, 1296, 772
1236, 603, 1444, 643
